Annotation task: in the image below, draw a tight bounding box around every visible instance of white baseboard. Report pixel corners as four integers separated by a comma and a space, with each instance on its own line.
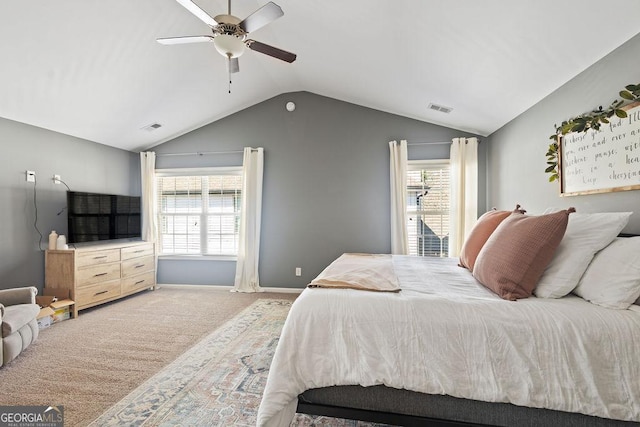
260, 287, 304, 294
157, 283, 303, 294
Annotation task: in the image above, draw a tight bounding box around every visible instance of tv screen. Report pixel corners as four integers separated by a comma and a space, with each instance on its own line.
67, 191, 141, 244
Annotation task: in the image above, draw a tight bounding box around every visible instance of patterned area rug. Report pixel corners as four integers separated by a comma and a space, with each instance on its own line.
90, 299, 389, 426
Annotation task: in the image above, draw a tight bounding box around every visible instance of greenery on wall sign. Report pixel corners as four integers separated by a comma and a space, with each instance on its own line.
546, 83, 640, 182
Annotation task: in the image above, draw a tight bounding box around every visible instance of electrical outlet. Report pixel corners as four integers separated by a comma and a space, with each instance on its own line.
26, 170, 35, 182
295, 267, 302, 277
53, 174, 61, 184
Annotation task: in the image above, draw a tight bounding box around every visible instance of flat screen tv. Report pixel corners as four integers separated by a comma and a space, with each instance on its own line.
67, 191, 142, 244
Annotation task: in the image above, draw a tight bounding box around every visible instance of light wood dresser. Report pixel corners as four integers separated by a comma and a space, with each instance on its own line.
45, 241, 156, 317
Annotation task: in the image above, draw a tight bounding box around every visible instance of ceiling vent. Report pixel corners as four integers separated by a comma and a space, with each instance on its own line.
428, 103, 453, 114
141, 123, 162, 132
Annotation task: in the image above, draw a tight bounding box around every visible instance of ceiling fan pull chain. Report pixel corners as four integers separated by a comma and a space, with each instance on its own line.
227, 53, 232, 93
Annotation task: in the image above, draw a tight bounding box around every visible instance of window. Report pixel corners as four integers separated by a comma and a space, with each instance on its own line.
156, 168, 242, 256
406, 160, 450, 257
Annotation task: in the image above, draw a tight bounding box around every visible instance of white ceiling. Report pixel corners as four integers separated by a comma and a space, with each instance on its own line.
1, 1, 639, 152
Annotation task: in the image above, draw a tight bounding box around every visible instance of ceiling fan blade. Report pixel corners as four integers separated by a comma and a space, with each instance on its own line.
239, 1, 284, 33
246, 39, 296, 63
229, 57, 239, 74
157, 35, 215, 45
175, 0, 217, 27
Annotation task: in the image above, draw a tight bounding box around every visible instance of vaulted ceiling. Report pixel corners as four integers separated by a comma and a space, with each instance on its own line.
1, 1, 639, 152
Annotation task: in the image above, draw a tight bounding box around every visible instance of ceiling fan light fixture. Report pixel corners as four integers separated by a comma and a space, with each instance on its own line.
213, 33, 246, 58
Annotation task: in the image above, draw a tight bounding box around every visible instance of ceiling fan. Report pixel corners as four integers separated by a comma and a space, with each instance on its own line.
157, 0, 296, 76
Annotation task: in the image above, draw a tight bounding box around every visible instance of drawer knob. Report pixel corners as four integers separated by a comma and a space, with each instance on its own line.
135, 280, 145, 285
94, 272, 108, 277
94, 290, 109, 296
135, 264, 145, 269
93, 256, 108, 259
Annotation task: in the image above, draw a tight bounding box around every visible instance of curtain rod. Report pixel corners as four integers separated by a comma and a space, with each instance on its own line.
407, 141, 451, 146
156, 149, 256, 157
407, 139, 480, 146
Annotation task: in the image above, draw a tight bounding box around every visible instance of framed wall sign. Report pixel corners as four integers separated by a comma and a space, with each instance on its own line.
559, 101, 640, 196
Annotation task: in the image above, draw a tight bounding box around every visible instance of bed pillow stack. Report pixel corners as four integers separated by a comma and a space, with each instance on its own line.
458, 204, 525, 271
459, 207, 637, 305
472, 208, 574, 300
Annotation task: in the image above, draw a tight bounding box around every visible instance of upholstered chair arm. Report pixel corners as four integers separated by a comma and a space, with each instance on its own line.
0, 303, 4, 318
0, 287, 38, 306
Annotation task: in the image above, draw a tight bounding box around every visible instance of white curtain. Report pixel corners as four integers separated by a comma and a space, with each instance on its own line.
233, 147, 264, 293
140, 152, 158, 244
389, 140, 409, 255
449, 137, 478, 257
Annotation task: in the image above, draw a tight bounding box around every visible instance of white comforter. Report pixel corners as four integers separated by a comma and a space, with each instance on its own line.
257, 255, 640, 426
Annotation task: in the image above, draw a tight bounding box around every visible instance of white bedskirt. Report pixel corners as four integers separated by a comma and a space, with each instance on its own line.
257, 256, 640, 426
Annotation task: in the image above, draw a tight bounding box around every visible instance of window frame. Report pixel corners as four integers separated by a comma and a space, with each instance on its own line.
406, 159, 450, 257
155, 167, 242, 261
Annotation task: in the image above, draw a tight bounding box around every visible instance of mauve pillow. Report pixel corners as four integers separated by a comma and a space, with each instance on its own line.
473, 208, 574, 300
459, 205, 525, 271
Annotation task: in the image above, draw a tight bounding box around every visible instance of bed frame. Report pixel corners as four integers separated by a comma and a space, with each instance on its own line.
297, 385, 637, 426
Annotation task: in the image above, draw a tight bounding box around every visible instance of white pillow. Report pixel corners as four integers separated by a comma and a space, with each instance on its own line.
534, 212, 632, 298
573, 237, 640, 309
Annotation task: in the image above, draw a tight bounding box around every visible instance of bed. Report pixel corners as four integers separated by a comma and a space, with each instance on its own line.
257, 212, 640, 427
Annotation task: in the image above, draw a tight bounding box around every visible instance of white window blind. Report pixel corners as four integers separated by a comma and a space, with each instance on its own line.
406, 160, 450, 257
156, 168, 242, 256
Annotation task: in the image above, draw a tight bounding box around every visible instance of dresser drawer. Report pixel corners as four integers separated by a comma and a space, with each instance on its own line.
122, 255, 154, 278
121, 243, 155, 261
77, 262, 121, 287
76, 280, 121, 307
121, 270, 155, 295
76, 248, 121, 267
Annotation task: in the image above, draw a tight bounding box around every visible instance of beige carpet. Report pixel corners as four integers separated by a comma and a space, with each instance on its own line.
0, 286, 298, 427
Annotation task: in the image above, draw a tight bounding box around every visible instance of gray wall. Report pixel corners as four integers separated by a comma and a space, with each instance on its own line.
0, 117, 140, 291
154, 91, 486, 288
487, 33, 640, 233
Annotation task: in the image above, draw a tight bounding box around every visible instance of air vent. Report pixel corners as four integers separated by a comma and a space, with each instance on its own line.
428, 103, 453, 114
141, 123, 163, 132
